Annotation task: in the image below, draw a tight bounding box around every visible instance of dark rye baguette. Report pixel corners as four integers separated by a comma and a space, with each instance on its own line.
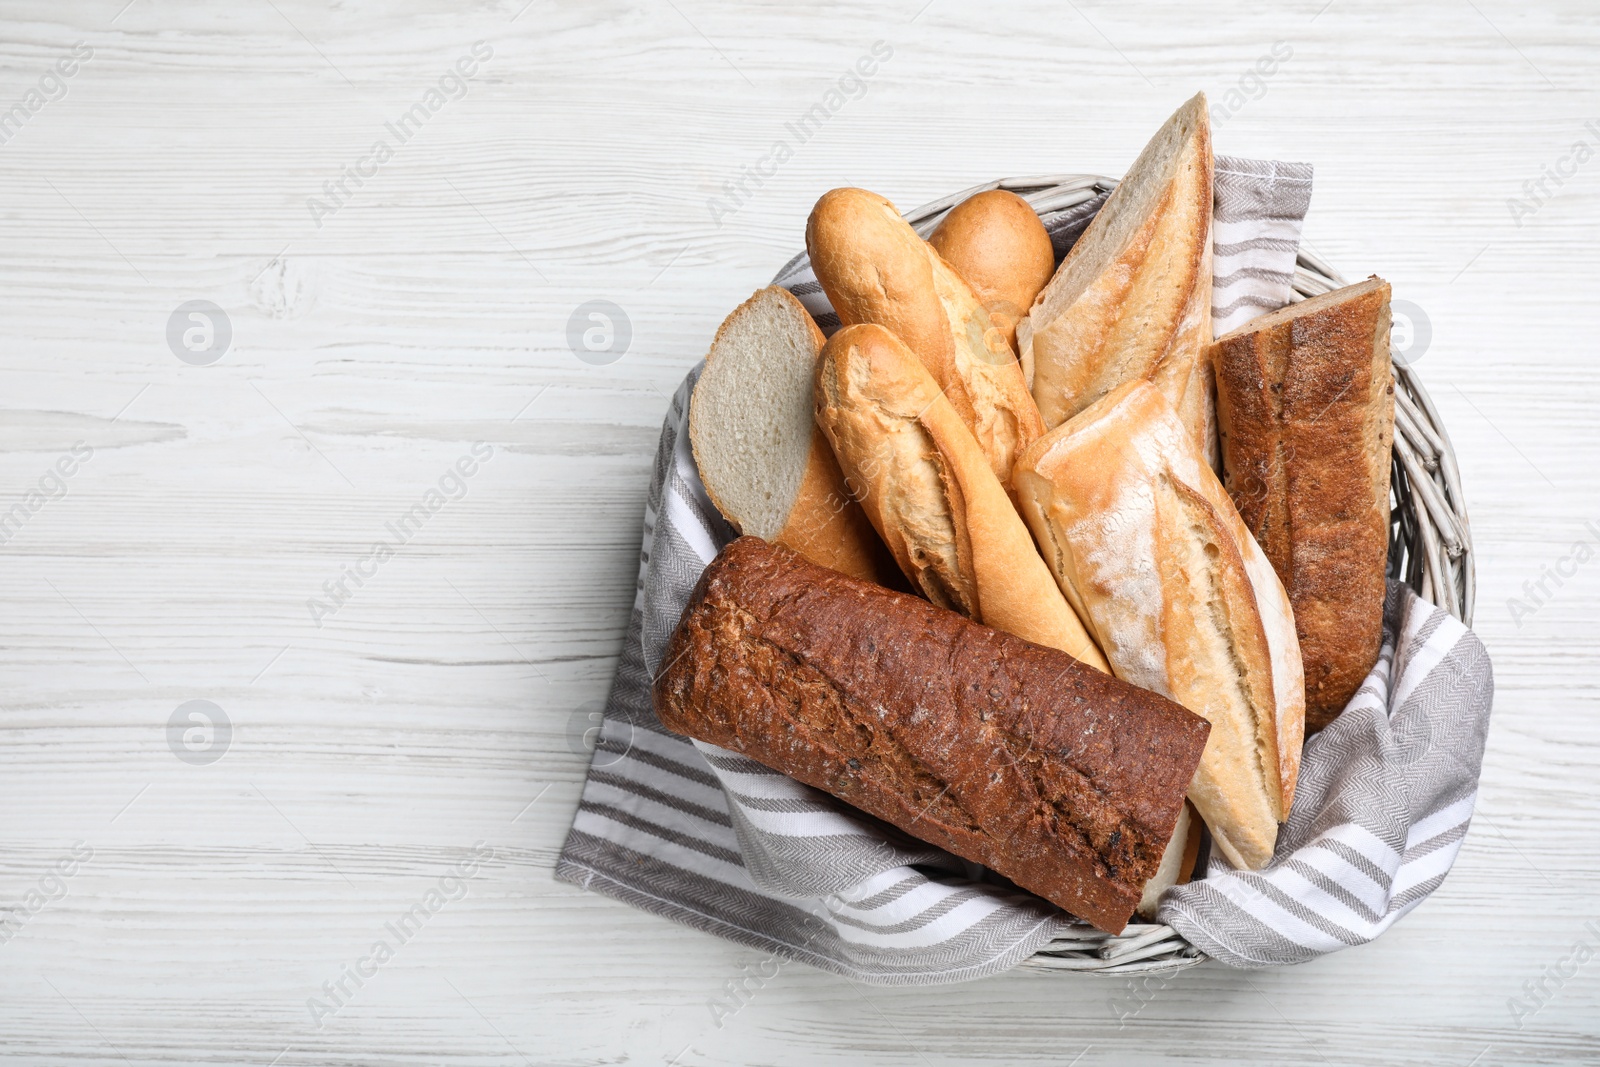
652, 536, 1211, 933
1209, 276, 1394, 732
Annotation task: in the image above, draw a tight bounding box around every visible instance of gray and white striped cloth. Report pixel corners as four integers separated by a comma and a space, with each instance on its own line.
1162, 583, 1492, 967
555, 160, 1494, 980
1212, 156, 1314, 334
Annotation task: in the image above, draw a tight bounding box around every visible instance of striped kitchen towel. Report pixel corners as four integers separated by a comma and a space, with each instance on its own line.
1159, 581, 1493, 967
554, 162, 1493, 980
1212, 156, 1315, 335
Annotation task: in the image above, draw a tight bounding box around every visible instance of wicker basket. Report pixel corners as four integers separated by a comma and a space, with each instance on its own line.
837, 176, 1475, 975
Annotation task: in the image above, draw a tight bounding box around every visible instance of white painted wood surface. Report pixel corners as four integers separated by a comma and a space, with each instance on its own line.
2, 1, 1597, 1063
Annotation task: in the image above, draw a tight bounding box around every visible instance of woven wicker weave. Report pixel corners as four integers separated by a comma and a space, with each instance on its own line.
890, 176, 1474, 975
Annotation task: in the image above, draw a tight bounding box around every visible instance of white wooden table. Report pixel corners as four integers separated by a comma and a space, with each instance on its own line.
3, 1, 1597, 1063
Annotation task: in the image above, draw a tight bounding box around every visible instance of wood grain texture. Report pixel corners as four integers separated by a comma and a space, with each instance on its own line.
0, 0, 1597, 1063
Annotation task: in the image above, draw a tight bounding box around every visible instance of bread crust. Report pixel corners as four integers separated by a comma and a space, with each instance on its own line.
653, 536, 1211, 934
1023, 95, 1215, 463
1013, 380, 1305, 870
691, 287, 900, 587
815, 324, 1108, 672
777, 432, 905, 588
928, 189, 1055, 352
1210, 277, 1394, 732
806, 187, 1045, 497
1136, 801, 1194, 920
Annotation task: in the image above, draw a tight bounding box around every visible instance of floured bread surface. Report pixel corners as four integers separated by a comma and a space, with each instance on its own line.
690, 287, 822, 539
1013, 380, 1304, 870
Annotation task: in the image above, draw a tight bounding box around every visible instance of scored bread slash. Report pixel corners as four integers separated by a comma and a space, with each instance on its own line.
1013, 380, 1305, 871
1023, 92, 1215, 464
814, 322, 1108, 673
688, 286, 900, 586
652, 536, 1210, 935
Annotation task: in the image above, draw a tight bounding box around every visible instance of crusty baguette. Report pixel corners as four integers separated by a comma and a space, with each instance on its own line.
1013, 380, 1305, 870
653, 536, 1212, 934
815, 324, 1108, 672
1020, 94, 1215, 463
689, 287, 899, 585
1210, 277, 1395, 732
807, 187, 1045, 497
928, 189, 1055, 353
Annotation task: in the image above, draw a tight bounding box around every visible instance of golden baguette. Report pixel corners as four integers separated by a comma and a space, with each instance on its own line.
807, 187, 1045, 497
815, 323, 1108, 672
1013, 380, 1304, 869
1021, 94, 1215, 463
928, 189, 1056, 354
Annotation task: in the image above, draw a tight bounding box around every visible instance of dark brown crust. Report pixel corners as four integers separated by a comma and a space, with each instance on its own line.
1210, 277, 1394, 732
652, 536, 1210, 934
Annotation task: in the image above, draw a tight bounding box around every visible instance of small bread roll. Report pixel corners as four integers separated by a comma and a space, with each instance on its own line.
814, 323, 1107, 672
928, 190, 1055, 352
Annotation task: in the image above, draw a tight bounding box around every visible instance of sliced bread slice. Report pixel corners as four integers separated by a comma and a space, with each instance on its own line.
689, 286, 896, 585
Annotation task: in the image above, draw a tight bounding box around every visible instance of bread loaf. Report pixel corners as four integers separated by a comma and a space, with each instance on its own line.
806, 187, 1045, 496
814, 324, 1108, 672
1013, 380, 1305, 870
928, 189, 1055, 353
1210, 277, 1395, 732
652, 536, 1212, 934
689, 287, 900, 586
1021, 94, 1215, 462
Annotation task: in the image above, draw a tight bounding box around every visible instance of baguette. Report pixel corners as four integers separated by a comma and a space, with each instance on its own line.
1210, 277, 1395, 732
1021, 94, 1215, 462
689, 287, 900, 586
815, 323, 1108, 672
1013, 380, 1305, 870
807, 187, 1045, 496
928, 189, 1055, 353
653, 536, 1212, 934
